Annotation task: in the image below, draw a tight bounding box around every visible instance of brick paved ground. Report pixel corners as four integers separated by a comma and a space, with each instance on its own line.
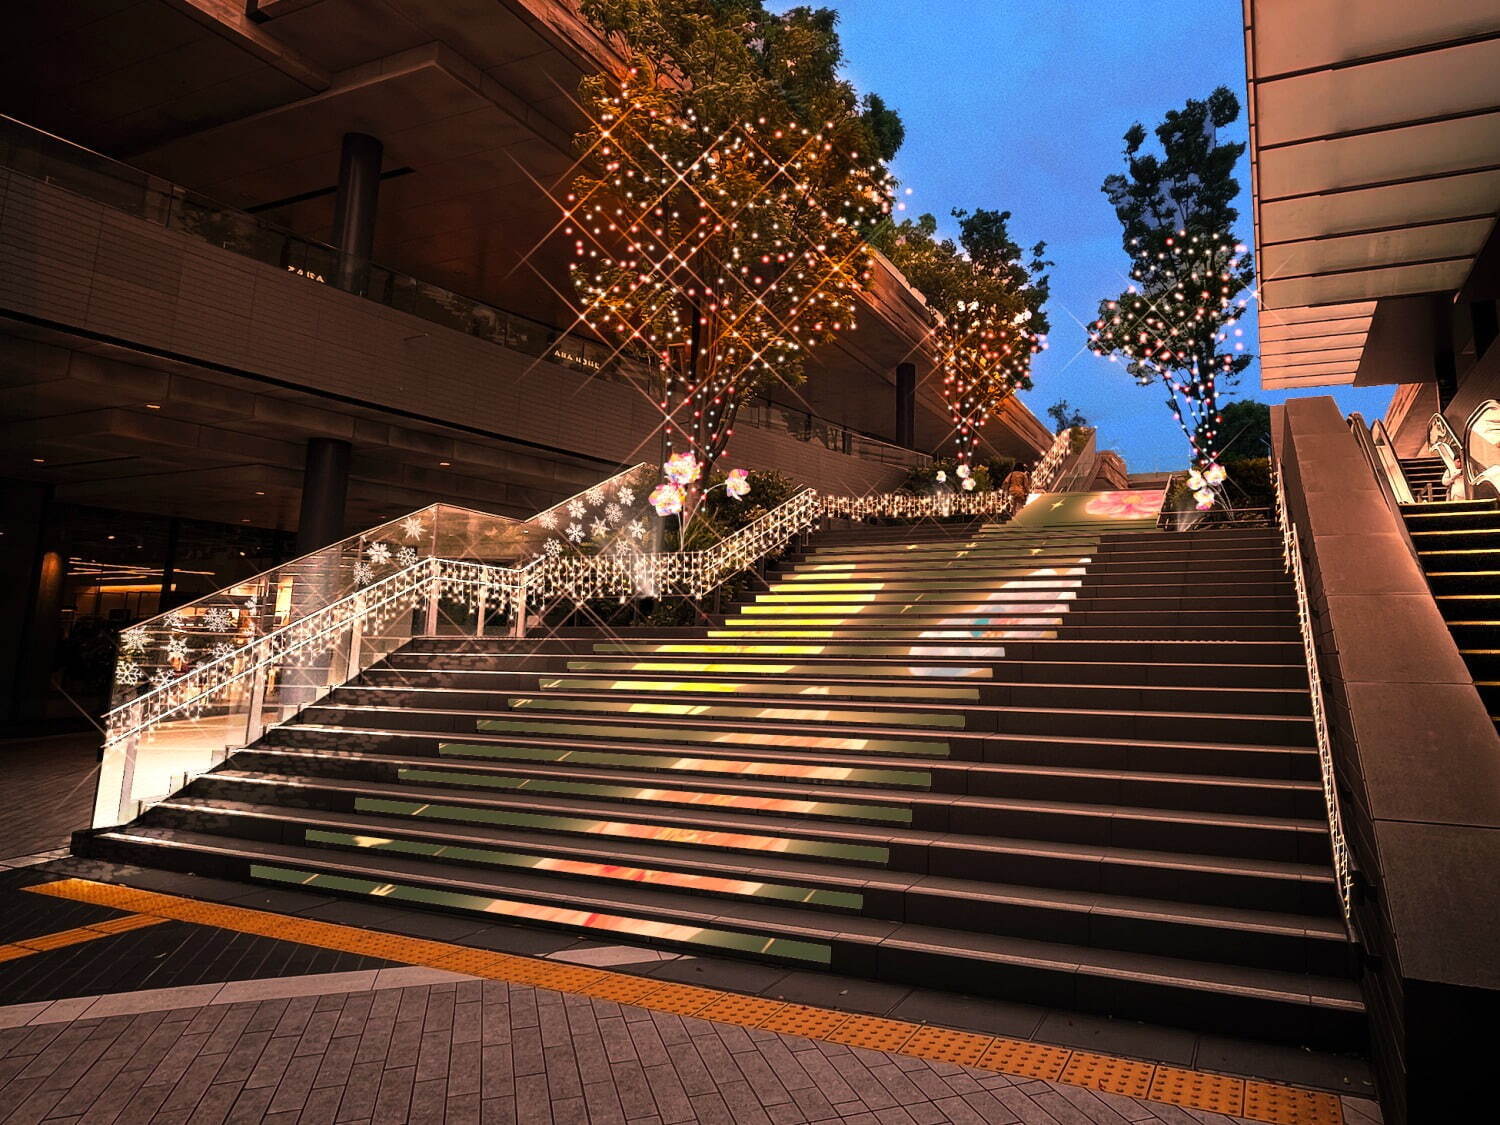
0, 732, 99, 863
0, 974, 1383, 1125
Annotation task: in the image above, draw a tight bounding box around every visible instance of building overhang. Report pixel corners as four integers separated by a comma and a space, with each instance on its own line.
1244, 0, 1500, 390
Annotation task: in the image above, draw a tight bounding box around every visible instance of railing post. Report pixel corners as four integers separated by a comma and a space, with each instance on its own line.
243, 660, 268, 747
345, 608, 365, 681
511, 571, 529, 640
423, 567, 440, 635
116, 705, 142, 825
476, 574, 489, 637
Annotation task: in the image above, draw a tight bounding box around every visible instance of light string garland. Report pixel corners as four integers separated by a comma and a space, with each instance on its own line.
565, 69, 895, 506
1087, 90, 1254, 511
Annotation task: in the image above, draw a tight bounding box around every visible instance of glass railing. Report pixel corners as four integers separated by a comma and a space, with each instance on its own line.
1463, 399, 1500, 500
99, 463, 657, 829
1367, 417, 1415, 504
1427, 413, 1465, 500
1, 113, 930, 473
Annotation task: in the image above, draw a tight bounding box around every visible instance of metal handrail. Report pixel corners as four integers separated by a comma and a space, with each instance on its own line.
1461, 398, 1500, 499
1274, 471, 1357, 934
1031, 428, 1075, 493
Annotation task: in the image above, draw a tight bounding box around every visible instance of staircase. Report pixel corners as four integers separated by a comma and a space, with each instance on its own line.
81, 514, 1364, 1050
1398, 455, 1447, 502
1402, 498, 1500, 728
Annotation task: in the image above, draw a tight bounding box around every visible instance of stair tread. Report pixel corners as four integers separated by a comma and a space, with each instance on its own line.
99, 826, 1360, 1008
218, 755, 1328, 828
272, 723, 1320, 784
157, 797, 1347, 938
204, 770, 1335, 870
308, 700, 1314, 740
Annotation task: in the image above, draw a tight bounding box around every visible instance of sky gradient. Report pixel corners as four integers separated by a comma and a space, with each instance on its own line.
770, 0, 1395, 471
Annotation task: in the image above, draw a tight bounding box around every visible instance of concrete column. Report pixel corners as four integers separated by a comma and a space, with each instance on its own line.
330, 132, 383, 294
895, 362, 916, 449
294, 438, 351, 555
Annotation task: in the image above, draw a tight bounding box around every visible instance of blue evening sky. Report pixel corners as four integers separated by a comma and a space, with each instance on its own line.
769, 0, 1395, 471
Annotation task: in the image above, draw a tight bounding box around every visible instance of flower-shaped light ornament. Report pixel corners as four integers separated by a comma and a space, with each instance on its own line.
1193, 486, 1216, 511
961, 476, 976, 491
664, 452, 701, 486
956, 463, 971, 480
725, 468, 751, 500
935, 470, 947, 483
1187, 469, 1205, 491
1204, 463, 1227, 486
650, 482, 685, 517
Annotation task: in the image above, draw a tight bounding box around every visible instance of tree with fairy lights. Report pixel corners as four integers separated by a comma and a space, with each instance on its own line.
884, 210, 1050, 471
568, 1, 902, 518
1087, 87, 1255, 510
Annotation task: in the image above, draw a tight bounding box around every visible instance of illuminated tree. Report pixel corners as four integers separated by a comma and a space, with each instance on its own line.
1088, 87, 1255, 502
885, 210, 1049, 467
568, 1, 901, 513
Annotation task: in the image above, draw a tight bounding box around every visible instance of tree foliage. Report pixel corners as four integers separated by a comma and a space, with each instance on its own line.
1087, 87, 1254, 476
569, 2, 904, 508
883, 210, 1050, 464
1046, 399, 1087, 433
1217, 398, 1271, 461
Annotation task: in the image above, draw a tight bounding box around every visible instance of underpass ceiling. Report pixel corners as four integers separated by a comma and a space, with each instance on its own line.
1246, 0, 1500, 390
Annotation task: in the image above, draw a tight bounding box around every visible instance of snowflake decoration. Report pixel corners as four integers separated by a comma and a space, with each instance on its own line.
628, 519, 647, 540
538, 510, 558, 530
120, 630, 149, 655
353, 561, 374, 586
543, 539, 563, 557
366, 542, 392, 566
210, 642, 237, 661
566, 522, 586, 543
116, 661, 143, 685
400, 515, 426, 541
605, 503, 624, 525
165, 636, 191, 663
203, 607, 233, 632
567, 499, 587, 520
585, 486, 606, 505
618, 486, 636, 507
590, 518, 609, 538
396, 546, 419, 568
150, 669, 173, 688
242, 595, 259, 616
162, 611, 188, 631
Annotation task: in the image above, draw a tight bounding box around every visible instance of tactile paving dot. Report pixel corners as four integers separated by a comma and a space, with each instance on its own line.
1243, 1080, 1344, 1125
760, 1003, 852, 1039
586, 974, 664, 1005
697, 993, 787, 1028
637, 982, 720, 1016
86, 914, 165, 935
977, 1037, 1071, 1081
900, 1025, 994, 1067
17, 927, 105, 951
530, 965, 606, 994
1149, 1065, 1246, 1117
1060, 1051, 1155, 1099
826, 1015, 917, 1053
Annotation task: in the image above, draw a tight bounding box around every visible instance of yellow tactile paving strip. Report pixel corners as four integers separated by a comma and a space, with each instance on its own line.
25, 878, 1342, 1124
0, 911, 165, 964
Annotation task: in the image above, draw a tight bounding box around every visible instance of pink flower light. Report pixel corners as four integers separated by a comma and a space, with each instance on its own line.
650, 482, 685, 516
664, 451, 701, 486
725, 468, 750, 499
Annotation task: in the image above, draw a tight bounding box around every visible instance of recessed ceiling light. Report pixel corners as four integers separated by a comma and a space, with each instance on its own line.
254, 490, 266, 496
439, 461, 451, 467
145, 403, 161, 410
32, 457, 44, 463
107, 535, 115, 540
